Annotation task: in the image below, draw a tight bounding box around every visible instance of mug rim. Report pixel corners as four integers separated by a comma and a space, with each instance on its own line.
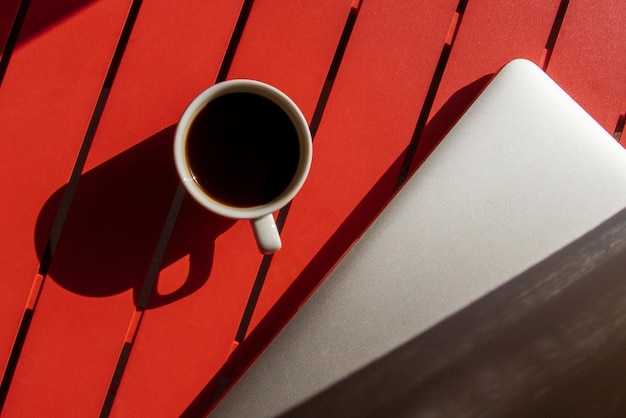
174, 79, 312, 220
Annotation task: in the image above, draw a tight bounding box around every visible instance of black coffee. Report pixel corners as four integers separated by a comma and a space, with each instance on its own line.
186, 92, 300, 207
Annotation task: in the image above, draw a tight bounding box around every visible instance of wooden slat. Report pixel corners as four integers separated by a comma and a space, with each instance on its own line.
546, 0, 626, 135
109, 1, 355, 416
0, 0, 132, 391
411, 0, 562, 169
220, 0, 460, 396
1, 0, 244, 415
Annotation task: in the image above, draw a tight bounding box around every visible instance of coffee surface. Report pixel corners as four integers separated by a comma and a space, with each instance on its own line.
186, 92, 300, 207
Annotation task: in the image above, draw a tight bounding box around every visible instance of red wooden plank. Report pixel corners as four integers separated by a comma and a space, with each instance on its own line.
1, 0, 243, 415
110, 1, 354, 416
229, 0, 460, 391
546, 0, 626, 135
0, 0, 131, 388
411, 0, 562, 169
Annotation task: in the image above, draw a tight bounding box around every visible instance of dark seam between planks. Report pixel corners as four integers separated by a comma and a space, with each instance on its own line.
394, 0, 466, 190
0, 0, 31, 86
0, 310, 33, 412
613, 113, 625, 143
215, 0, 255, 83
541, 0, 570, 69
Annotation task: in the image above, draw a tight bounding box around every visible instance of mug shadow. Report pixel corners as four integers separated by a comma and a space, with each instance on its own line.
180, 74, 495, 416
34, 125, 235, 309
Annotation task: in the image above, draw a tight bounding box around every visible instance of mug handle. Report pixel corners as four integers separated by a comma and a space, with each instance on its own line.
251, 213, 282, 254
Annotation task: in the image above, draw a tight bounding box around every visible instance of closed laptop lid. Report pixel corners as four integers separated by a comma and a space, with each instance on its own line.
210, 59, 626, 417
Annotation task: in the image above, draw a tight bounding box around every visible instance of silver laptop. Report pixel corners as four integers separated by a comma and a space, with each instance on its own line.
210, 59, 626, 417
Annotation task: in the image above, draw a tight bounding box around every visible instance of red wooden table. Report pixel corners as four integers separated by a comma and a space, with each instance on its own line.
1, 0, 625, 416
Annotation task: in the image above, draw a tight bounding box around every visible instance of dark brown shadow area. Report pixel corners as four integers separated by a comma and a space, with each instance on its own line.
182, 75, 494, 416
0, 0, 22, 56
1, 0, 94, 49
1, 0, 100, 83
17, 0, 96, 42
282, 206, 626, 417
34, 126, 235, 308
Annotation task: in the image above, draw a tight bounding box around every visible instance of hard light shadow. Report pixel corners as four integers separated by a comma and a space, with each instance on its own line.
410, 73, 494, 171
1, 0, 95, 49
34, 125, 235, 308
0, 0, 99, 83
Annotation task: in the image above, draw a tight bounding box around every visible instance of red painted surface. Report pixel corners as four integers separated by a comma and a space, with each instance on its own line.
546, 0, 626, 135
1, 0, 625, 416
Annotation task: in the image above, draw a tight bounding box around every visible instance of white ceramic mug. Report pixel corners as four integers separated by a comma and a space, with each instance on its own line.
174, 79, 312, 254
